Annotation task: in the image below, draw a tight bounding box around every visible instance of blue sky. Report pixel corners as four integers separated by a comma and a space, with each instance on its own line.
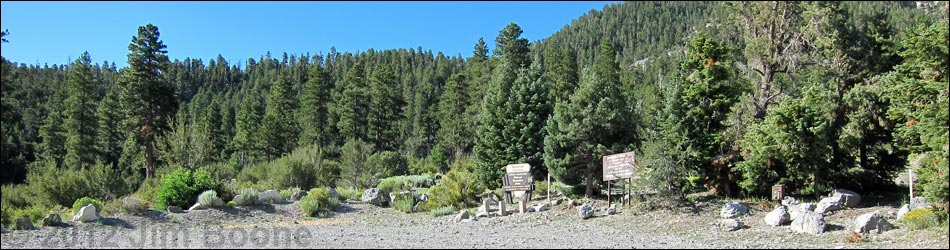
1, 1, 617, 68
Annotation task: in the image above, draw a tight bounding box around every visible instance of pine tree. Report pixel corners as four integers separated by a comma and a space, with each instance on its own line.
96, 75, 125, 168
544, 39, 632, 197
494, 23, 531, 70
298, 61, 332, 147
367, 65, 404, 152
120, 24, 178, 179
63, 52, 99, 169
229, 94, 263, 167
474, 58, 518, 189
257, 71, 299, 160
336, 60, 369, 142
437, 73, 471, 158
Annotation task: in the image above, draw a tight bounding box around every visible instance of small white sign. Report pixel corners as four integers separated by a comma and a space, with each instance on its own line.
505, 163, 531, 173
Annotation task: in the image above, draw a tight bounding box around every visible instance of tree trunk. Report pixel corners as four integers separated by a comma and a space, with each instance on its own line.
585, 167, 594, 198
753, 66, 774, 120
145, 135, 155, 179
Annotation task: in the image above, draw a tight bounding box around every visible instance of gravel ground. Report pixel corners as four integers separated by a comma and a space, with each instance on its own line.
2, 197, 947, 249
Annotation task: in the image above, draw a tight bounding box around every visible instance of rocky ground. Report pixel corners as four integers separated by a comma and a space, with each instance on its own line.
1, 194, 947, 249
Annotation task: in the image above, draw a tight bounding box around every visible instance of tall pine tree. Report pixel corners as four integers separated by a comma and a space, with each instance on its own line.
63, 52, 99, 170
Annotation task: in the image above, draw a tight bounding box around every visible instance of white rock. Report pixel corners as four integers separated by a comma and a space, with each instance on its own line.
719, 219, 742, 231
831, 189, 861, 208
764, 205, 790, 226
454, 211, 470, 223
791, 203, 816, 221
720, 201, 749, 218
791, 210, 826, 235
815, 197, 842, 214
72, 204, 100, 222
853, 211, 893, 234
189, 203, 206, 211
910, 197, 930, 210
533, 203, 548, 213
259, 190, 281, 203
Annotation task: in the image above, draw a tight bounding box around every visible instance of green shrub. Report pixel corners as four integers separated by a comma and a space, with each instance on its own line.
306, 187, 340, 217
133, 177, 160, 209
1, 184, 35, 210
368, 151, 409, 178
234, 188, 260, 206
409, 157, 439, 175
338, 139, 376, 188
336, 187, 361, 201
27, 161, 126, 207
299, 196, 318, 217
13, 205, 53, 227
420, 167, 483, 211
227, 201, 236, 207
551, 181, 575, 198
393, 192, 417, 213
72, 197, 104, 216
281, 187, 303, 200
198, 190, 219, 208
903, 208, 940, 230
430, 206, 455, 217
534, 180, 549, 199
428, 143, 451, 173
155, 167, 220, 210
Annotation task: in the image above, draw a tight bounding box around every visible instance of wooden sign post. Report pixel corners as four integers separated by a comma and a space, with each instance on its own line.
502, 163, 534, 204
603, 152, 636, 206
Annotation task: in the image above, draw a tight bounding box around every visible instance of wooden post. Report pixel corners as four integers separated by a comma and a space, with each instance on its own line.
607, 180, 611, 206
909, 168, 914, 199
547, 173, 551, 205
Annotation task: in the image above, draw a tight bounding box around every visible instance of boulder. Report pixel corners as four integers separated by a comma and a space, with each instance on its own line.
790, 210, 826, 235
453, 211, 470, 223
328, 188, 340, 200
15, 218, 35, 230
534, 203, 548, 213
551, 198, 563, 206
781, 196, 798, 206
189, 203, 206, 211
167, 206, 184, 213
259, 190, 281, 203
897, 204, 910, 221
910, 197, 930, 210
232, 195, 243, 204
791, 203, 816, 222
831, 189, 861, 208
289, 190, 308, 201
815, 197, 842, 214
73, 204, 100, 222
475, 211, 491, 218
720, 201, 749, 218
42, 214, 62, 227
577, 204, 594, 219
361, 188, 388, 207
853, 211, 893, 234
719, 219, 742, 231
764, 205, 790, 226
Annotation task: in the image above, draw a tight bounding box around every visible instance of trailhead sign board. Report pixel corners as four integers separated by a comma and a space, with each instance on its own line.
603, 151, 636, 181
502, 163, 534, 203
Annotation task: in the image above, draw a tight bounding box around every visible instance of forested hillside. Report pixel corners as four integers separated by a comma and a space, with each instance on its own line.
1, 1, 946, 226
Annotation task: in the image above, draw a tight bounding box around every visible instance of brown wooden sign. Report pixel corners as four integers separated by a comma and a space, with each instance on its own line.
503, 172, 534, 192
602, 151, 636, 181
772, 184, 785, 201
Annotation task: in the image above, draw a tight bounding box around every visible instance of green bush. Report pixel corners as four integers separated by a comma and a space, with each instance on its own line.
227, 201, 236, 207
71, 197, 104, 216
305, 187, 340, 217
377, 174, 436, 196
300, 196, 318, 217
393, 193, 417, 213
1, 184, 36, 210
27, 161, 127, 207
409, 157, 439, 175
903, 208, 940, 230
13, 205, 54, 227
336, 187, 361, 201
234, 188, 260, 206
198, 190, 219, 208
420, 167, 483, 211
551, 181, 575, 198
280, 187, 302, 201
429, 206, 455, 217
368, 151, 409, 178
338, 139, 376, 188
155, 168, 221, 210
